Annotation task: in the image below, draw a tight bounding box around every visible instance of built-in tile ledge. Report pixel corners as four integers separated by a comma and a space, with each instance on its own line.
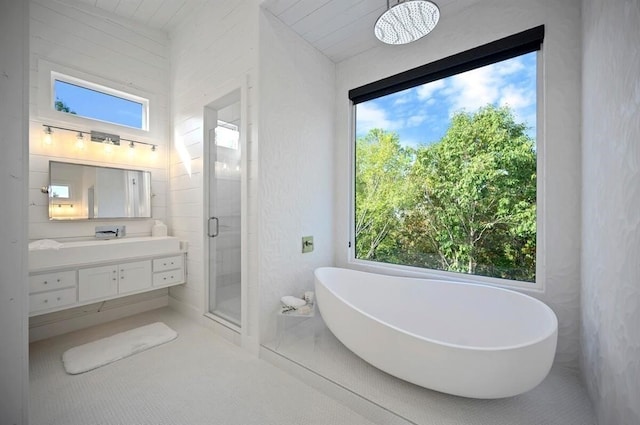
29, 236, 181, 271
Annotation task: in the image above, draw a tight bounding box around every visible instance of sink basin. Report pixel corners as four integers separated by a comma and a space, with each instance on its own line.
29, 236, 181, 271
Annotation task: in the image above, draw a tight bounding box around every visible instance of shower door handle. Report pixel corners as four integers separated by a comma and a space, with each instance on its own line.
208, 216, 219, 238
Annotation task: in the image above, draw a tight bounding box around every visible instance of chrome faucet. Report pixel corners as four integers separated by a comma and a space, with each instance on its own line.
95, 225, 126, 239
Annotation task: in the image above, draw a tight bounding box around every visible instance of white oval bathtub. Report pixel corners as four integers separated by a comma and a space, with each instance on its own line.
314, 267, 558, 399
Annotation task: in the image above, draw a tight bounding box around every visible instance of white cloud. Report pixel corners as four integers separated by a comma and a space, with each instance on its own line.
447, 65, 501, 113
406, 114, 428, 127
439, 57, 536, 130
416, 79, 446, 100
493, 57, 525, 76
356, 102, 398, 133
392, 93, 412, 106
500, 84, 534, 111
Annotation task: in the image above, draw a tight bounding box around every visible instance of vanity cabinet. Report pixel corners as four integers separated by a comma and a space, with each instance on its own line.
152, 255, 184, 286
29, 251, 186, 316
78, 260, 152, 302
29, 270, 77, 313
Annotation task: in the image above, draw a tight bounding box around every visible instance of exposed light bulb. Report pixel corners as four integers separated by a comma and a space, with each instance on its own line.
43, 126, 53, 145
103, 137, 113, 153
75, 132, 85, 149
128, 141, 136, 157
150, 145, 158, 160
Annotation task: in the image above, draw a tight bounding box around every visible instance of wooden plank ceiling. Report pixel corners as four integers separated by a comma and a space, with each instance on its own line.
261, 0, 479, 62
62, 0, 479, 63
69, 0, 207, 31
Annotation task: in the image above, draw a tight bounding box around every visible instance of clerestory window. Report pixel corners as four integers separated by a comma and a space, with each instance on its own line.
51, 72, 149, 131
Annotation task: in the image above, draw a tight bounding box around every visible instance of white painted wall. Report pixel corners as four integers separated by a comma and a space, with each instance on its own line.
334, 0, 582, 367
167, 0, 259, 347
29, 0, 170, 241
581, 1, 640, 424
0, 1, 29, 422
258, 9, 336, 343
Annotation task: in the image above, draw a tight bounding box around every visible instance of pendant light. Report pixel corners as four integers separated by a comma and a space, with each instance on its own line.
375, 0, 440, 45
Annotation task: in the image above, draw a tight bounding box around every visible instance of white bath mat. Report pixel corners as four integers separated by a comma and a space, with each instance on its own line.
62, 322, 177, 375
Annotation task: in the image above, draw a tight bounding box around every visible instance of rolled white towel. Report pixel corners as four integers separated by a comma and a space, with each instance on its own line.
280, 295, 306, 308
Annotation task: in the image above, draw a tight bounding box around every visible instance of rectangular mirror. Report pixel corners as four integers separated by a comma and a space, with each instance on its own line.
49, 161, 152, 220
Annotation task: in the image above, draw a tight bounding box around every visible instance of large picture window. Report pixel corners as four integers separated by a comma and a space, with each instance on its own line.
350, 27, 543, 284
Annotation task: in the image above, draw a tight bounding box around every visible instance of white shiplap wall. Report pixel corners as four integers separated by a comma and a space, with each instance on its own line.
581, 0, 640, 424
27, 0, 171, 335
258, 9, 336, 344
167, 0, 259, 348
0, 1, 29, 422
335, 0, 583, 367
29, 0, 171, 241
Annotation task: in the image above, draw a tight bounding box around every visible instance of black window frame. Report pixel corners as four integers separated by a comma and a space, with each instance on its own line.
349, 25, 544, 105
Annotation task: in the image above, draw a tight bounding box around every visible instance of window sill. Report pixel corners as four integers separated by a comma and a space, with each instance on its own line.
346, 258, 544, 293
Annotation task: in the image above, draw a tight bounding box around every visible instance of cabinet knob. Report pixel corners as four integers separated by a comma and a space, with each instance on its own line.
43, 281, 48, 285
57, 297, 61, 301
43, 299, 48, 303
113, 278, 116, 281
57, 279, 61, 282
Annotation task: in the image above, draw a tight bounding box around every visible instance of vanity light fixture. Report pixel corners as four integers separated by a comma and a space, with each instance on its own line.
40, 124, 159, 155
374, 0, 440, 45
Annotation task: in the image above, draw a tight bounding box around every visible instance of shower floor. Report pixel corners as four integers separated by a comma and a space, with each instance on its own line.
212, 282, 241, 325
263, 313, 597, 425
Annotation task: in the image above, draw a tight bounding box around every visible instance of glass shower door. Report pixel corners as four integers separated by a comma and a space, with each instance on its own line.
207, 95, 242, 327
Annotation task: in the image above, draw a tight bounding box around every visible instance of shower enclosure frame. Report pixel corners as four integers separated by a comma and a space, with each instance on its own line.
202, 79, 249, 334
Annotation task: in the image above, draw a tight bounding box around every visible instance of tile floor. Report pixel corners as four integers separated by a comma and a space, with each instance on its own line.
29, 307, 378, 425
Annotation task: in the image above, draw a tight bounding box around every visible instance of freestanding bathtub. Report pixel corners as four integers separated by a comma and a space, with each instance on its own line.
314, 267, 558, 399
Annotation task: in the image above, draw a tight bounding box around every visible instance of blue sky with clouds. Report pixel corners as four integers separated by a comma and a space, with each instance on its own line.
54, 80, 143, 129
355, 52, 537, 147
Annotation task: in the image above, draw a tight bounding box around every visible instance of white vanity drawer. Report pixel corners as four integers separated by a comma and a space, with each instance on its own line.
153, 255, 183, 272
153, 269, 184, 286
29, 270, 76, 293
29, 287, 77, 313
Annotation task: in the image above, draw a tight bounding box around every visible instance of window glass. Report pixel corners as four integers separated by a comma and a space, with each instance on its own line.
50, 184, 70, 199
53, 79, 146, 130
215, 121, 240, 150
354, 52, 537, 282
